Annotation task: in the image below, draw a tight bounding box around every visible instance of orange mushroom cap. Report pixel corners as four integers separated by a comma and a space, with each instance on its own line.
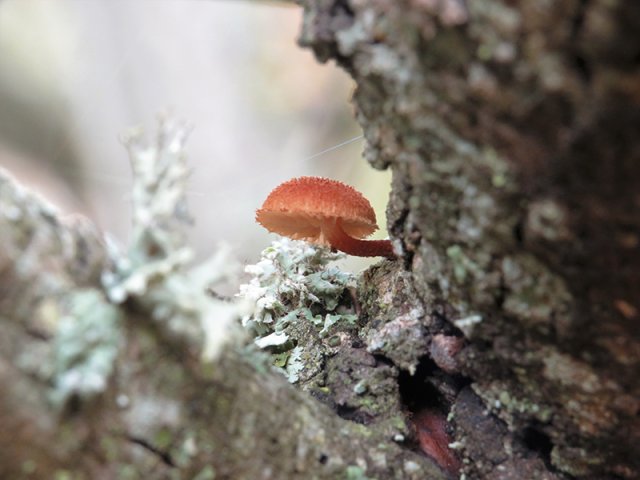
256, 176, 379, 245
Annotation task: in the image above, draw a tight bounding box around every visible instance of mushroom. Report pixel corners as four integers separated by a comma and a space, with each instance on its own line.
256, 176, 395, 258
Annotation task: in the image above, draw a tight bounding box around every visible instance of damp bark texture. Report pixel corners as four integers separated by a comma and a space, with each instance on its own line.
0, 2, 639, 480
299, 0, 640, 478
0, 119, 448, 480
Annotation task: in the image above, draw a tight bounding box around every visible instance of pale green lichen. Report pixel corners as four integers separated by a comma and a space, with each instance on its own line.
345, 465, 373, 480
239, 238, 357, 380
472, 382, 553, 424
51, 289, 122, 406
501, 254, 573, 334
446, 244, 482, 283
101, 116, 241, 362
102, 117, 197, 305
353, 380, 368, 395
286, 345, 305, 383
192, 466, 216, 480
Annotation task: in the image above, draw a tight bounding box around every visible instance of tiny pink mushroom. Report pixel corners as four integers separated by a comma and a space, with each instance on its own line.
256, 176, 396, 259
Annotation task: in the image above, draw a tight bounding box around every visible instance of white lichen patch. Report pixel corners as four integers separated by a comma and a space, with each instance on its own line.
51, 289, 122, 406
453, 314, 483, 338
239, 238, 357, 380
124, 394, 182, 437
365, 307, 425, 374
103, 117, 196, 305
286, 345, 305, 383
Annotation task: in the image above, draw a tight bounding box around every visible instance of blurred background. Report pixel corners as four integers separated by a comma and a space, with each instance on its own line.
0, 0, 392, 272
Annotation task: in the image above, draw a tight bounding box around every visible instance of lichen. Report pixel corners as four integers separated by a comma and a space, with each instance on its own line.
238, 237, 357, 380
452, 314, 483, 338
357, 261, 428, 374
500, 254, 573, 334
51, 289, 122, 406
101, 116, 241, 362
285, 345, 305, 383
471, 382, 553, 426
192, 466, 216, 480
345, 465, 373, 480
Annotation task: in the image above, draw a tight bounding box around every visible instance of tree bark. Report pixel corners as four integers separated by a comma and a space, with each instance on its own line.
299, 0, 639, 478
0, 119, 446, 480
1, 1, 639, 480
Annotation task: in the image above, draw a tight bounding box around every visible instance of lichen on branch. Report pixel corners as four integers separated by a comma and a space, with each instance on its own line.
239, 237, 357, 381
102, 115, 242, 361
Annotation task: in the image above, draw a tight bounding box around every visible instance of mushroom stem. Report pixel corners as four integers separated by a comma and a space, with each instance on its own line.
324, 219, 396, 259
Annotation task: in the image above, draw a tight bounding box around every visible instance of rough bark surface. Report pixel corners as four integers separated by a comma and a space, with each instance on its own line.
0, 152, 447, 479
299, 0, 639, 479
1, 1, 639, 480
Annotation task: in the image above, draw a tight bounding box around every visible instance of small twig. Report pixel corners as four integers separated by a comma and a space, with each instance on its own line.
126, 435, 176, 468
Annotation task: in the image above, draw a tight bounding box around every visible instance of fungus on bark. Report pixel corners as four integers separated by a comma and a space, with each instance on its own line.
256, 176, 395, 258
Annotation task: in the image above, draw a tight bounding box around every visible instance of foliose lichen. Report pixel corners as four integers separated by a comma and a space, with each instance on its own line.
238, 238, 357, 381
100, 116, 241, 362
51, 289, 122, 406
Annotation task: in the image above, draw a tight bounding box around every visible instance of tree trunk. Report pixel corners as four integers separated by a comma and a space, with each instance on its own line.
1, 1, 638, 480
299, 0, 639, 478
0, 120, 447, 480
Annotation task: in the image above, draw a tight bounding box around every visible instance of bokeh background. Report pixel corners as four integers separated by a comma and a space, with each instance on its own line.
0, 0, 392, 272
